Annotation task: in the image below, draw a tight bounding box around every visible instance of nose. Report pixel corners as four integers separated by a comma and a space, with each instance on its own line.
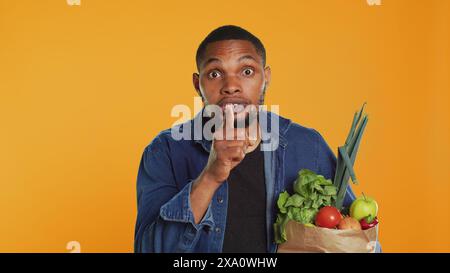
220, 75, 241, 95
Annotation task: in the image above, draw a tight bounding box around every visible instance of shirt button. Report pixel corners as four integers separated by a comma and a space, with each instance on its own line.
217, 197, 224, 204
215, 227, 221, 233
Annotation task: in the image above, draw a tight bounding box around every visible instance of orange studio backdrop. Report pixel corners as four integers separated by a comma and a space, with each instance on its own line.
0, 0, 449, 252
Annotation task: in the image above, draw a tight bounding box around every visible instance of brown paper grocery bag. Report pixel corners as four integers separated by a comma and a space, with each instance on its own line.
277, 220, 378, 253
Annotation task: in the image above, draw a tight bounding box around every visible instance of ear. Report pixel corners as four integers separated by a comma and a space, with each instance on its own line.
193, 73, 201, 97
264, 66, 271, 88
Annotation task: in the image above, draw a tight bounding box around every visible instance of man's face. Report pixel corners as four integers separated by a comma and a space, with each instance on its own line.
193, 39, 271, 123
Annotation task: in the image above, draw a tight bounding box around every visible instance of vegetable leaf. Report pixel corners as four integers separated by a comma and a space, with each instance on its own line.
274, 169, 338, 244
284, 194, 305, 208
277, 191, 290, 214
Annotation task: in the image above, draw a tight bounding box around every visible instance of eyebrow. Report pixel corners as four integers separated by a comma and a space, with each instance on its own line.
237, 55, 257, 62
203, 57, 221, 67
202, 55, 258, 68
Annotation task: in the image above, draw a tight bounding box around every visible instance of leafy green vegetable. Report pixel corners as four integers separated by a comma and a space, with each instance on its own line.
277, 191, 290, 214
323, 186, 337, 196
274, 169, 337, 244
285, 194, 305, 208
273, 213, 290, 243
296, 207, 317, 224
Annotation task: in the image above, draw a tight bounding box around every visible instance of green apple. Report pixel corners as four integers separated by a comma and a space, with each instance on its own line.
350, 194, 378, 221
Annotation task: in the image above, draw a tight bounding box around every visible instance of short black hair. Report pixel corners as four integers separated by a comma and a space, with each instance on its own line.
196, 25, 266, 71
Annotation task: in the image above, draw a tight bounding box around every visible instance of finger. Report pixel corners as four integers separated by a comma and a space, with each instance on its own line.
224, 140, 246, 148
232, 152, 245, 162
243, 141, 249, 154
243, 130, 253, 148
216, 128, 246, 141
224, 104, 235, 132
246, 129, 257, 146
235, 127, 246, 141
226, 146, 245, 161
213, 127, 224, 141
235, 104, 250, 121
214, 141, 244, 156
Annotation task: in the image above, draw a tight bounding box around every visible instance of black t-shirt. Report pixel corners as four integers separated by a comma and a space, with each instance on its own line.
222, 144, 267, 253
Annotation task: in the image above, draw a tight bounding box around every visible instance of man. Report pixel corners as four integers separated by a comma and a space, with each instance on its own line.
134, 25, 358, 253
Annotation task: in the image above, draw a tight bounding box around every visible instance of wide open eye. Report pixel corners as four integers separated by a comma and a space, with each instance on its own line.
242, 67, 254, 77
208, 70, 222, 79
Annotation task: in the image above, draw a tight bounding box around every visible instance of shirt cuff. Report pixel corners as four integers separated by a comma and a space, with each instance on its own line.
159, 180, 215, 231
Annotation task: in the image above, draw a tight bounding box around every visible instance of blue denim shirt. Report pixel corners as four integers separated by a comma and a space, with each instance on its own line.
134, 110, 380, 253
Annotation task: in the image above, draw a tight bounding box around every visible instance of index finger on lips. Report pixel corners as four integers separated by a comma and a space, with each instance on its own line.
235, 127, 246, 141
224, 104, 235, 131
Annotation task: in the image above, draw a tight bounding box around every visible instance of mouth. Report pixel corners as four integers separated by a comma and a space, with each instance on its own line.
217, 99, 249, 114
206, 99, 259, 129
223, 103, 246, 114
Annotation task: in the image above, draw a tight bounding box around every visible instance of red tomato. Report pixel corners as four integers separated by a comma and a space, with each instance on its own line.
315, 206, 342, 228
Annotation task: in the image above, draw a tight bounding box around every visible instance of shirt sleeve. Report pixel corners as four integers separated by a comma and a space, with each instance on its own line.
134, 133, 214, 253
